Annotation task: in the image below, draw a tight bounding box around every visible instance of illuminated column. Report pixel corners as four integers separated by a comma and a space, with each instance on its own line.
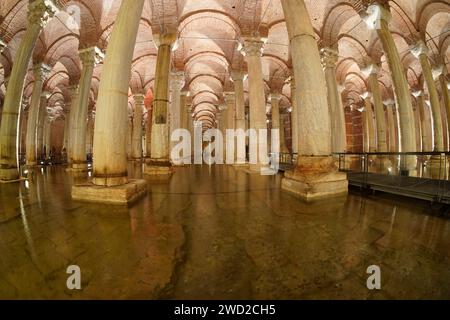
25, 63, 50, 166
224, 92, 236, 162
362, 64, 388, 152
180, 91, 189, 130
66, 85, 79, 163
169, 72, 185, 164
36, 92, 50, 162
242, 38, 268, 172
270, 93, 287, 153
85, 112, 94, 156
281, 0, 347, 200
0, 0, 57, 180
385, 100, 399, 152
91, 0, 145, 186
71, 47, 98, 171
411, 41, 444, 151
414, 92, 433, 152
131, 94, 144, 159
289, 76, 298, 153
43, 118, 51, 158
279, 113, 289, 153
362, 93, 376, 153
321, 47, 346, 153
364, 3, 416, 172
436, 68, 450, 150
231, 70, 247, 165
145, 33, 177, 176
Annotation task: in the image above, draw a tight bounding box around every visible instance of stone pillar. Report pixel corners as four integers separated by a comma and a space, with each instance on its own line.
36, 92, 49, 163
241, 38, 268, 172
230, 70, 247, 165
364, 3, 416, 172
270, 93, 287, 153
279, 113, 288, 153
70, 47, 98, 171
72, 0, 147, 204
126, 116, 132, 158
169, 72, 185, 165
25, 63, 50, 166
131, 94, 144, 160
145, 33, 177, 176
88, 1, 141, 183
362, 93, 376, 152
224, 92, 236, 162
321, 47, 346, 153
414, 93, 433, 152
436, 69, 450, 150
65, 85, 78, 162
385, 101, 398, 152
180, 91, 189, 130
43, 118, 51, 159
281, 0, 347, 200
362, 64, 388, 152
411, 41, 444, 151
0, 0, 57, 180
85, 112, 94, 156
289, 77, 298, 153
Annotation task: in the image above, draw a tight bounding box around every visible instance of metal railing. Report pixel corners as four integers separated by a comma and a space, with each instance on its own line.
334, 152, 450, 203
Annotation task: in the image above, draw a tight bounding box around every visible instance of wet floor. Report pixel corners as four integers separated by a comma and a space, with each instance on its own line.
0, 164, 449, 299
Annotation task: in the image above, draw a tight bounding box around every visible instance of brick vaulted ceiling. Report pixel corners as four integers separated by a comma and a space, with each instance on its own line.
0, 0, 449, 127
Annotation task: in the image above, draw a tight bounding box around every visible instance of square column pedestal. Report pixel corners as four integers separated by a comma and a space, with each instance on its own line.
281, 156, 348, 201
144, 159, 174, 178
72, 179, 147, 205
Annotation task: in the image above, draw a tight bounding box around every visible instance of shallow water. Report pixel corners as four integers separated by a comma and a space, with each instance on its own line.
0, 164, 449, 299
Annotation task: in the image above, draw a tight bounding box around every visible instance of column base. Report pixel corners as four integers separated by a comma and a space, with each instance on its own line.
0, 167, 20, 182
72, 179, 147, 205
67, 162, 90, 173
144, 159, 174, 177
281, 156, 348, 201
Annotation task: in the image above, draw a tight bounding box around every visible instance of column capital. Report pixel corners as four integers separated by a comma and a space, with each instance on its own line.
33, 62, 51, 81
269, 93, 282, 103
362, 2, 391, 30
41, 91, 51, 99
412, 90, 423, 98
223, 92, 236, 103
171, 71, 185, 90
28, 0, 58, 28
320, 47, 339, 68
230, 70, 246, 82
241, 38, 265, 57
154, 33, 177, 48
0, 37, 6, 53
432, 64, 444, 80
79, 46, 104, 67
287, 75, 296, 89
133, 94, 145, 105
360, 91, 372, 100
180, 90, 190, 97
383, 99, 395, 107
410, 40, 429, 59
361, 63, 380, 77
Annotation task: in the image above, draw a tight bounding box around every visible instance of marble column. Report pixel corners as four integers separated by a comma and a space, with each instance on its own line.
180, 91, 189, 130
321, 48, 347, 153
411, 41, 444, 151
362, 93, 377, 153
362, 64, 388, 152
436, 69, 450, 150
242, 38, 268, 172
279, 113, 288, 153
72, 0, 147, 205
270, 93, 287, 153
385, 101, 399, 152
71, 47, 97, 171
66, 85, 78, 163
36, 92, 49, 163
280, 0, 348, 200
224, 92, 236, 162
131, 94, 144, 160
169, 72, 185, 165
0, 0, 57, 180
85, 113, 94, 156
43, 118, 51, 159
145, 33, 177, 176
289, 77, 298, 154
364, 3, 416, 172
25, 63, 50, 166
230, 70, 247, 165
414, 93, 432, 152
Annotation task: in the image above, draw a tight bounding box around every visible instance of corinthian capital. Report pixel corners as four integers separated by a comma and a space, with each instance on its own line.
320, 48, 339, 69
171, 71, 185, 91
362, 2, 391, 30
28, 0, 58, 28
33, 62, 51, 81
133, 94, 145, 105
241, 38, 264, 57
79, 47, 104, 67
410, 40, 429, 59
0, 37, 6, 53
